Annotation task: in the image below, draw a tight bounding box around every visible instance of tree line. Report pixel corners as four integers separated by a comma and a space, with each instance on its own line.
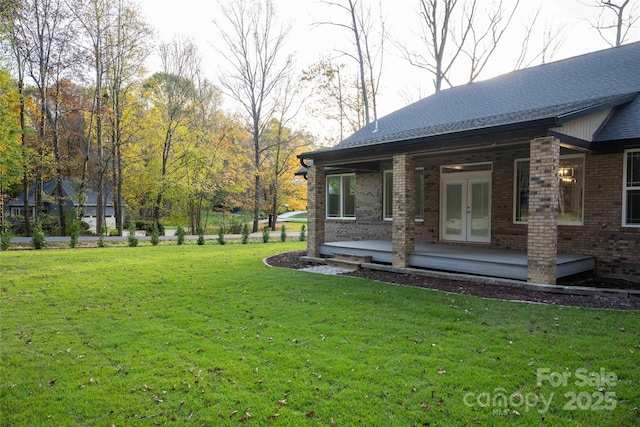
1, 0, 637, 237
0, 0, 313, 237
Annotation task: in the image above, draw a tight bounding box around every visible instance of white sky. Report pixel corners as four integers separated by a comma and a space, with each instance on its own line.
137, 0, 639, 141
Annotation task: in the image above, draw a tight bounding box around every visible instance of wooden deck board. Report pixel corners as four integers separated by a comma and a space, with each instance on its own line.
319, 241, 595, 281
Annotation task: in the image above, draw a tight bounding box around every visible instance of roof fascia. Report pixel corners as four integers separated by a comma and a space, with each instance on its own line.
300, 119, 557, 163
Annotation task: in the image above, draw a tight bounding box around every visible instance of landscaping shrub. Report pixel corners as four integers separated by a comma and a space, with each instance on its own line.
31, 225, 46, 250
69, 220, 80, 248
98, 226, 107, 248
217, 226, 226, 245
280, 224, 287, 242
150, 223, 160, 246
0, 226, 12, 251
262, 225, 270, 243
197, 228, 205, 245
176, 225, 185, 245
299, 224, 306, 241
127, 223, 138, 247
241, 223, 249, 244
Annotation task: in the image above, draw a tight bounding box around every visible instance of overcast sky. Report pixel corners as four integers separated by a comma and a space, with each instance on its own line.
137, 0, 640, 140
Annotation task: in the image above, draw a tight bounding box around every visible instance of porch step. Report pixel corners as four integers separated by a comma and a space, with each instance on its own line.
326, 258, 362, 271
332, 252, 372, 263
325, 252, 373, 271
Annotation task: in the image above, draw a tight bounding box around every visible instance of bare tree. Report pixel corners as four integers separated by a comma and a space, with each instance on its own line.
104, 0, 151, 234
319, 0, 386, 125
513, 8, 565, 70
215, 0, 293, 232
588, 0, 639, 47
70, 0, 111, 233
398, 0, 525, 92
11, 0, 76, 233
151, 37, 198, 225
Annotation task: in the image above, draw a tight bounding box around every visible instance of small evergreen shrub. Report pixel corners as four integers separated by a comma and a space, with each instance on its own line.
31, 225, 46, 250
127, 223, 139, 247
280, 224, 287, 242
0, 226, 12, 251
70, 220, 80, 248
217, 226, 226, 245
98, 226, 107, 248
262, 226, 270, 243
197, 228, 205, 245
241, 223, 249, 244
299, 224, 306, 241
176, 225, 185, 245
150, 223, 160, 246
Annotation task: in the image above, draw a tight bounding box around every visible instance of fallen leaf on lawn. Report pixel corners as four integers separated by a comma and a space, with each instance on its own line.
277, 399, 288, 405
438, 367, 446, 374
269, 414, 280, 419
306, 410, 315, 418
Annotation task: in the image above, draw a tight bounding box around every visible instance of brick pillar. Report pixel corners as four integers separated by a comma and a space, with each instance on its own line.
392, 154, 415, 268
306, 164, 325, 258
527, 137, 559, 284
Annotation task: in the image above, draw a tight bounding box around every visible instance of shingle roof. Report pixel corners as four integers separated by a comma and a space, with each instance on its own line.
309, 42, 640, 155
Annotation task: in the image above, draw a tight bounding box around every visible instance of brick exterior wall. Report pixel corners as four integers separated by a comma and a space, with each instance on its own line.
318, 145, 640, 281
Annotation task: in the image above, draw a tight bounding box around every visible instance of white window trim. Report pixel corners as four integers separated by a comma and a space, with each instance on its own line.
623, 148, 640, 227
382, 168, 426, 222
326, 173, 356, 220
513, 154, 585, 226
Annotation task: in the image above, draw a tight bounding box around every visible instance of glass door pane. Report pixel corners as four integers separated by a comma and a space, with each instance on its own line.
443, 181, 465, 240
469, 180, 490, 242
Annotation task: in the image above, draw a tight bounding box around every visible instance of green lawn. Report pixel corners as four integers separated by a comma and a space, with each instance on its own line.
1, 243, 638, 426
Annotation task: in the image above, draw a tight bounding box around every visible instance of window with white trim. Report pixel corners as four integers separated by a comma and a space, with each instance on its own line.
327, 174, 355, 219
624, 149, 640, 226
383, 168, 425, 221
514, 154, 585, 225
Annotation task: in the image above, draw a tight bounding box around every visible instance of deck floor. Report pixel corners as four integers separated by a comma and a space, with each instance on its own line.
319, 241, 595, 281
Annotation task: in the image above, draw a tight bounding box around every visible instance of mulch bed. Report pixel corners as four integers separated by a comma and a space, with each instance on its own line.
266, 251, 640, 310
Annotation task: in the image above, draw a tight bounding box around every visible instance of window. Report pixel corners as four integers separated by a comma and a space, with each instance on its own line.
327, 174, 355, 219
383, 168, 425, 221
624, 149, 640, 226
383, 170, 393, 220
514, 155, 584, 225
415, 168, 424, 221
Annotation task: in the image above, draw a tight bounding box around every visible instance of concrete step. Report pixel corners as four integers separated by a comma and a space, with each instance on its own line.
333, 252, 372, 263
326, 258, 361, 271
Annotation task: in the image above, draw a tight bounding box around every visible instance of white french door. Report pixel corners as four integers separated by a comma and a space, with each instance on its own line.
441, 172, 491, 243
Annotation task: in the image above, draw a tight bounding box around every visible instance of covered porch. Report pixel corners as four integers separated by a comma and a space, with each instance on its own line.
319, 240, 595, 282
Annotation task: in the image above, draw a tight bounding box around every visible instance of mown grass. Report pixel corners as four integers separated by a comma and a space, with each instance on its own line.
1, 243, 638, 426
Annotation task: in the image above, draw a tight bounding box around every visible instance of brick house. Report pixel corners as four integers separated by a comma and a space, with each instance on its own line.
298, 42, 640, 285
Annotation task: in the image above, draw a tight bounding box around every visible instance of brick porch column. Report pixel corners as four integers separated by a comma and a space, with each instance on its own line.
392, 154, 415, 268
306, 163, 325, 258
527, 136, 559, 284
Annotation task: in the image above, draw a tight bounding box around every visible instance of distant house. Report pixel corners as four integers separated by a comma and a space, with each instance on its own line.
298, 42, 640, 285
6, 179, 122, 233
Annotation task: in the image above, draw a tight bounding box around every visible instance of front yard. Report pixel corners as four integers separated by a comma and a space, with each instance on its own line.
1, 242, 638, 425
